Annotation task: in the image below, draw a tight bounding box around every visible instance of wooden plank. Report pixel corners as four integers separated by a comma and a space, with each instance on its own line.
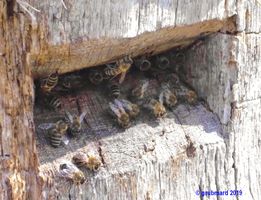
15, 0, 237, 77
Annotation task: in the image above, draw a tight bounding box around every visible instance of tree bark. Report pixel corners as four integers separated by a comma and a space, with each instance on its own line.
0, 1, 40, 199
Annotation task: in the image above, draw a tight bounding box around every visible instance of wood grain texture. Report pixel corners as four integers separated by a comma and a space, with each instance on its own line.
0, 1, 40, 199
183, 32, 261, 200
14, 0, 237, 77
38, 104, 225, 200
0, 0, 260, 199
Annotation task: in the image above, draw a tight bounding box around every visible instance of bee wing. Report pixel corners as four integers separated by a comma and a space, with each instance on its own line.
118, 99, 132, 110
38, 123, 55, 130
119, 72, 127, 84
59, 162, 78, 178
159, 91, 164, 105
79, 111, 87, 123
62, 135, 70, 145
65, 110, 73, 123
109, 102, 120, 117
161, 82, 170, 90
105, 63, 116, 69
142, 80, 149, 89
113, 99, 125, 113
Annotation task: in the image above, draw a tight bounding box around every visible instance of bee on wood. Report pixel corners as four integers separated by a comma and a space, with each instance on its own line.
156, 55, 170, 70
131, 79, 149, 101
108, 80, 121, 99
40, 70, 59, 94
38, 120, 69, 148
172, 81, 198, 105
109, 102, 130, 128
65, 111, 87, 137
161, 83, 178, 108
72, 152, 101, 171
186, 90, 198, 104
114, 99, 140, 119
44, 95, 62, 111
143, 92, 166, 118
59, 162, 86, 185
104, 55, 133, 84
88, 69, 104, 85
134, 57, 151, 71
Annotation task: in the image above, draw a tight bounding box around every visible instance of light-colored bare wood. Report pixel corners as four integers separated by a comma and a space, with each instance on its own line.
1, 0, 260, 199
183, 32, 261, 200
15, 0, 237, 77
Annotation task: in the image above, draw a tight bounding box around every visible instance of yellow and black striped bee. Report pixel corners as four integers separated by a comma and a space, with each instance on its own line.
44, 95, 62, 111
59, 162, 86, 185
104, 55, 133, 84
114, 99, 140, 119
72, 152, 101, 171
49, 120, 68, 148
143, 92, 166, 118
38, 120, 68, 148
65, 111, 87, 137
109, 101, 130, 128
108, 80, 121, 99
40, 70, 59, 94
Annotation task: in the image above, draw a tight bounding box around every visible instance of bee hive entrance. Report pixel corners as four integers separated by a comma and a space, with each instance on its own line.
33, 35, 224, 198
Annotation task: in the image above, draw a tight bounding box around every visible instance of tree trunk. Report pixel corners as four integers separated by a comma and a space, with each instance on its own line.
0, 0, 260, 200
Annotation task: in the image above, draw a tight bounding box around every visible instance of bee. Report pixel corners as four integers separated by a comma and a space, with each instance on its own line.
104, 55, 133, 84
72, 152, 101, 171
131, 79, 149, 100
40, 70, 59, 93
44, 95, 62, 110
38, 120, 69, 148
186, 90, 197, 104
172, 81, 198, 105
161, 83, 178, 108
143, 92, 166, 118
88, 69, 104, 85
59, 162, 86, 185
65, 110, 87, 137
108, 80, 121, 99
48, 120, 68, 148
114, 99, 140, 119
156, 55, 170, 70
109, 102, 130, 128
134, 57, 151, 71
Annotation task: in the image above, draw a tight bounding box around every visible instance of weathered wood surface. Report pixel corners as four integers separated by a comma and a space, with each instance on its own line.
183, 33, 261, 199
1, 0, 261, 199
15, 0, 237, 77
0, 2, 40, 199
37, 104, 224, 200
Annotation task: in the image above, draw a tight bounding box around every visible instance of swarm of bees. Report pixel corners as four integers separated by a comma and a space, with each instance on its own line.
36, 51, 198, 140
